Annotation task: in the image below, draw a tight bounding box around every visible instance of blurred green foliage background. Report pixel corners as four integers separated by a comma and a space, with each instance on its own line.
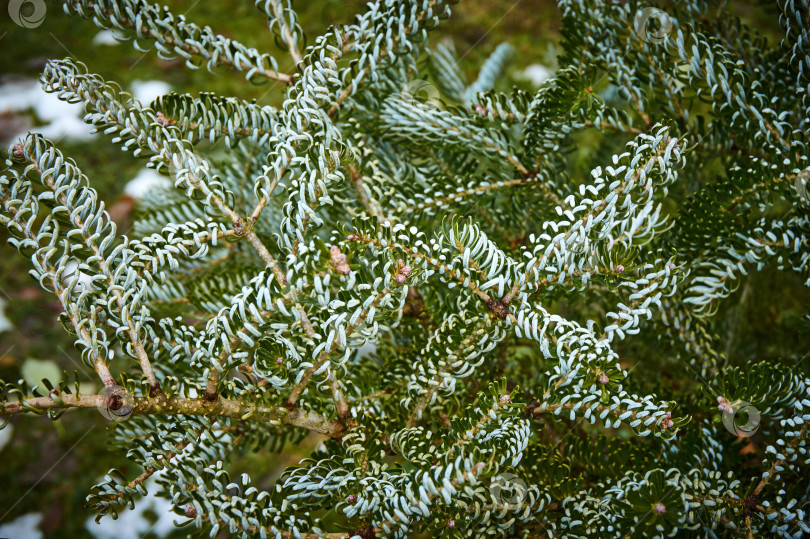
0, 1, 802, 537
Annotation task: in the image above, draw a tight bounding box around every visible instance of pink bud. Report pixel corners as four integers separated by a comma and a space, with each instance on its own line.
598, 373, 609, 384
717, 396, 733, 414
614, 264, 625, 273
275, 357, 283, 365
394, 259, 412, 284
500, 394, 511, 405
156, 111, 173, 127
654, 503, 666, 514
474, 103, 487, 116
330, 245, 347, 264
447, 519, 456, 528
347, 494, 357, 503
331, 246, 350, 274
185, 505, 197, 517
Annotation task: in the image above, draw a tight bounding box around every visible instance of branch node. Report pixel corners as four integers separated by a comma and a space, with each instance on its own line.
486, 297, 509, 319
524, 400, 540, 418
347, 525, 375, 539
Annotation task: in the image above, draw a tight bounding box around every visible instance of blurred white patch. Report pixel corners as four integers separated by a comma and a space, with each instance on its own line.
0, 80, 39, 114
92, 30, 121, 46
355, 340, 377, 360
0, 78, 94, 143
0, 297, 12, 333
130, 80, 171, 105
0, 512, 42, 539
0, 424, 13, 452
62, 260, 95, 292
21, 358, 61, 387
125, 169, 170, 199
517, 64, 553, 87
86, 475, 176, 539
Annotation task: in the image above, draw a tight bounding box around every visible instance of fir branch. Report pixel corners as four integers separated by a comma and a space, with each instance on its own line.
59, 0, 292, 83
1, 393, 346, 437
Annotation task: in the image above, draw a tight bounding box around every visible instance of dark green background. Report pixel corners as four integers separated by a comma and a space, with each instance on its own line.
0, 1, 795, 537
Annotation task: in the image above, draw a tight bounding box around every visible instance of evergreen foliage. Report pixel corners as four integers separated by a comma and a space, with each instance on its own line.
1, 0, 809, 537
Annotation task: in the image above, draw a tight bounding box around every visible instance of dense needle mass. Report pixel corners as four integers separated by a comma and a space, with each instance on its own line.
1, 0, 809, 537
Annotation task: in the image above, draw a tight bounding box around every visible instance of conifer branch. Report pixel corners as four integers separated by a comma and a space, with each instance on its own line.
60, 0, 292, 83
3, 1, 809, 536
1, 394, 346, 437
